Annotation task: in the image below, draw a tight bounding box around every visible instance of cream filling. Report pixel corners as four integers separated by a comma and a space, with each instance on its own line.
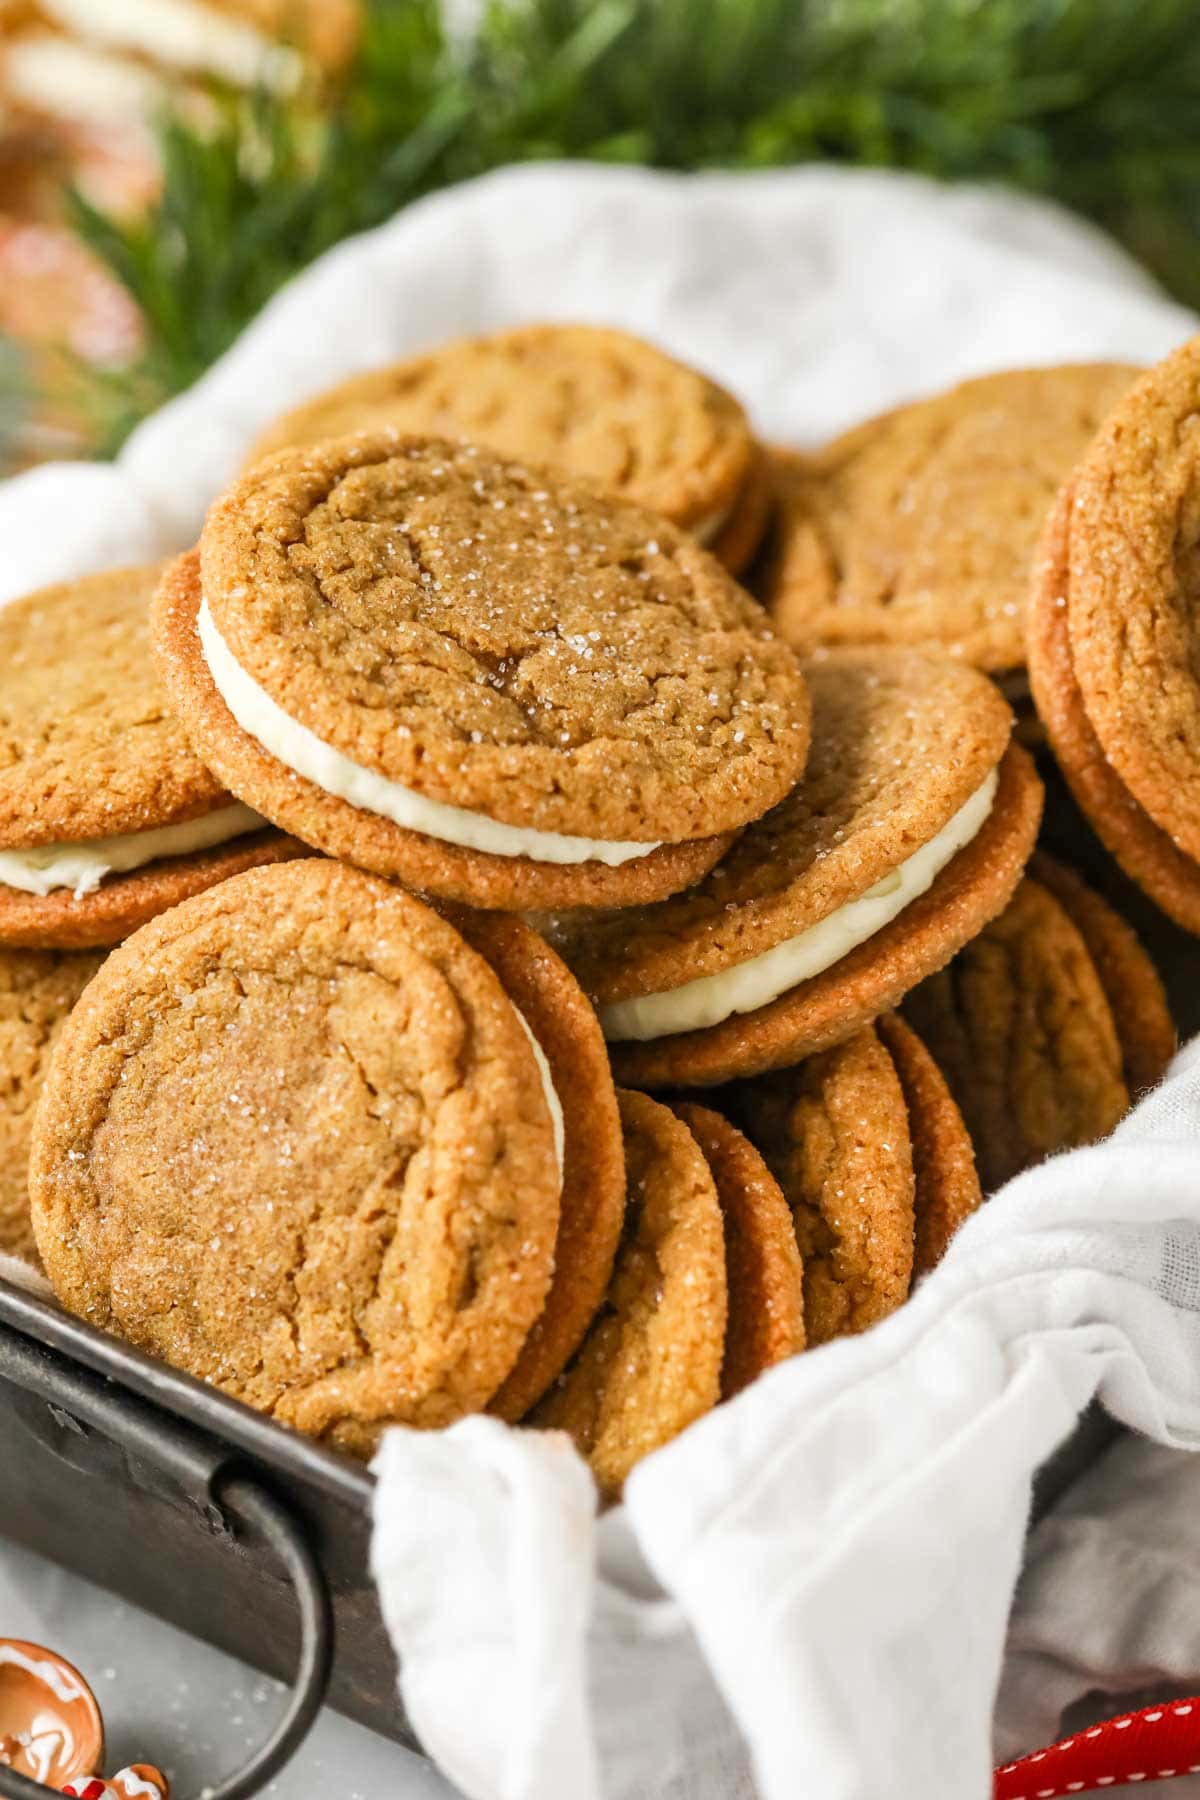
198, 598, 663, 867
600, 770, 999, 1041
515, 1011, 565, 1176
0, 802, 266, 899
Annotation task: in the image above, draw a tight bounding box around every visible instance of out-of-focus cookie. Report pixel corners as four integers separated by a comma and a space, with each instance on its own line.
528, 1088, 726, 1496
1030, 854, 1175, 1098
540, 649, 1041, 1088
902, 877, 1129, 1192
763, 363, 1137, 672
727, 1029, 915, 1346
875, 1012, 981, 1277
450, 911, 626, 1422
156, 434, 810, 909
0, 564, 301, 948
246, 324, 765, 571
671, 1101, 804, 1399
29, 860, 563, 1454
0, 945, 103, 1261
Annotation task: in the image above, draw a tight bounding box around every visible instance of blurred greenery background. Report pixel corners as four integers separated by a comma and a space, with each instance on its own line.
3, 0, 1200, 467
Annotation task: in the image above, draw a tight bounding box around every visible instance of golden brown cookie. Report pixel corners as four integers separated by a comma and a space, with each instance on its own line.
1067, 339, 1200, 861
902, 877, 1130, 1192
1030, 854, 1175, 1098
1, 945, 103, 1261
1026, 482, 1200, 933
705, 445, 775, 576
765, 364, 1138, 672
671, 1101, 804, 1399
875, 1012, 981, 1277
157, 433, 810, 909
246, 323, 759, 566
29, 859, 562, 1454
447, 911, 627, 1422
539, 649, 1042, 1087
528, 1088, 726, 1496
727, 1029, 915, 1346
0, 564, 300, 948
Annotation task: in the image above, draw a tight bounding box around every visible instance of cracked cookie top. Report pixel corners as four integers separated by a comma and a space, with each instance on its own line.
765, 363, 1137, 672
0, 565, 231, 848
538, 649, 1012, 1003
28, 859, 562, 1453
247, 323, 756, 537
1, 946, 104, 1261
198, 434, 810, 843
902, 876, 1129, 1192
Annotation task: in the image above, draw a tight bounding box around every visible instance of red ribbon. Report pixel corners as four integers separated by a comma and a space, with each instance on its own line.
995, 1696, 1200, 1795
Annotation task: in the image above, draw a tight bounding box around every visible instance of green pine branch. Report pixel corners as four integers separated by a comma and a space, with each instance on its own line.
35, 0, 1200, 452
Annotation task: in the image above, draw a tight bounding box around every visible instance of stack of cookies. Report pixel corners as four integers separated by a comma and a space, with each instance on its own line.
0, 321, 1186, 1494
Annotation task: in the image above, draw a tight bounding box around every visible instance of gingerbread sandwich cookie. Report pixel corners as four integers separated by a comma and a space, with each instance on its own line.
1029, 854, 1175, 1098
875, 1012, 981, 1277
154, 436, 809, 910
765, 363, 1138, 673
902, 875, 1130, 1192
247, 324, 766, 572
451, 910, 627, 1422
0, 566, 301, 948
0, 946, 103, 1262
671, 1101, 805, 1399
540, 649, 1041, 1088
726, 1028, 915, 1346
29, 860, 563, 1454
529, 1088, 727, 1496
1028, 340, 1200, 930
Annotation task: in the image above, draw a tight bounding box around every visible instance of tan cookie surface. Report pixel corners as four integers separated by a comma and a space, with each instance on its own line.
1068, 339, 1200, 860
765, 364, 1137, 672
671, 1101, 804, 1399
1030, 854, 1175, 1098
247, 324, 756, 544
200, 433, 808, 842
541, 649, 1013, 1003
902, 877, 1129, 1193
607, 741, 1041, 1089
0, 565, 230, 846
875, 1012, 981, 1278
0, 829, 308, 950
707, 446, 775, 576
728, 1029, 914, 1346
448, 911, 626, 1422
529, 1088, 726, 1496
155, 552, 733, 911
0, 946, 103, 1260
29, 860, 561, 1454
1026, 484, 1200, 932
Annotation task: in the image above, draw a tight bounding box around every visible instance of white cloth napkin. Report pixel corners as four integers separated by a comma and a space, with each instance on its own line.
2, 161, 1199, 1800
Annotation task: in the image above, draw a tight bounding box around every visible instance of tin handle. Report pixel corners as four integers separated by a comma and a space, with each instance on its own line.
0, 1465, 332, 1800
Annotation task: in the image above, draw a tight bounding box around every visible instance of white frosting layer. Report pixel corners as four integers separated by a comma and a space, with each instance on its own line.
600, 770, 999, 1041
198, 598, 663, 867
0, 802, 265, 899
515, 1010, 566, 1176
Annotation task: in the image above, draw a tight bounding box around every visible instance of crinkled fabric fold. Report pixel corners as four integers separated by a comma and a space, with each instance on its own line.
373, 1043, 1200, 1800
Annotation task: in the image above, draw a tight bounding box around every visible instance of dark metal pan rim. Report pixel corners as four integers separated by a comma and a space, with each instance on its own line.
0, 1276, 373, 1513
